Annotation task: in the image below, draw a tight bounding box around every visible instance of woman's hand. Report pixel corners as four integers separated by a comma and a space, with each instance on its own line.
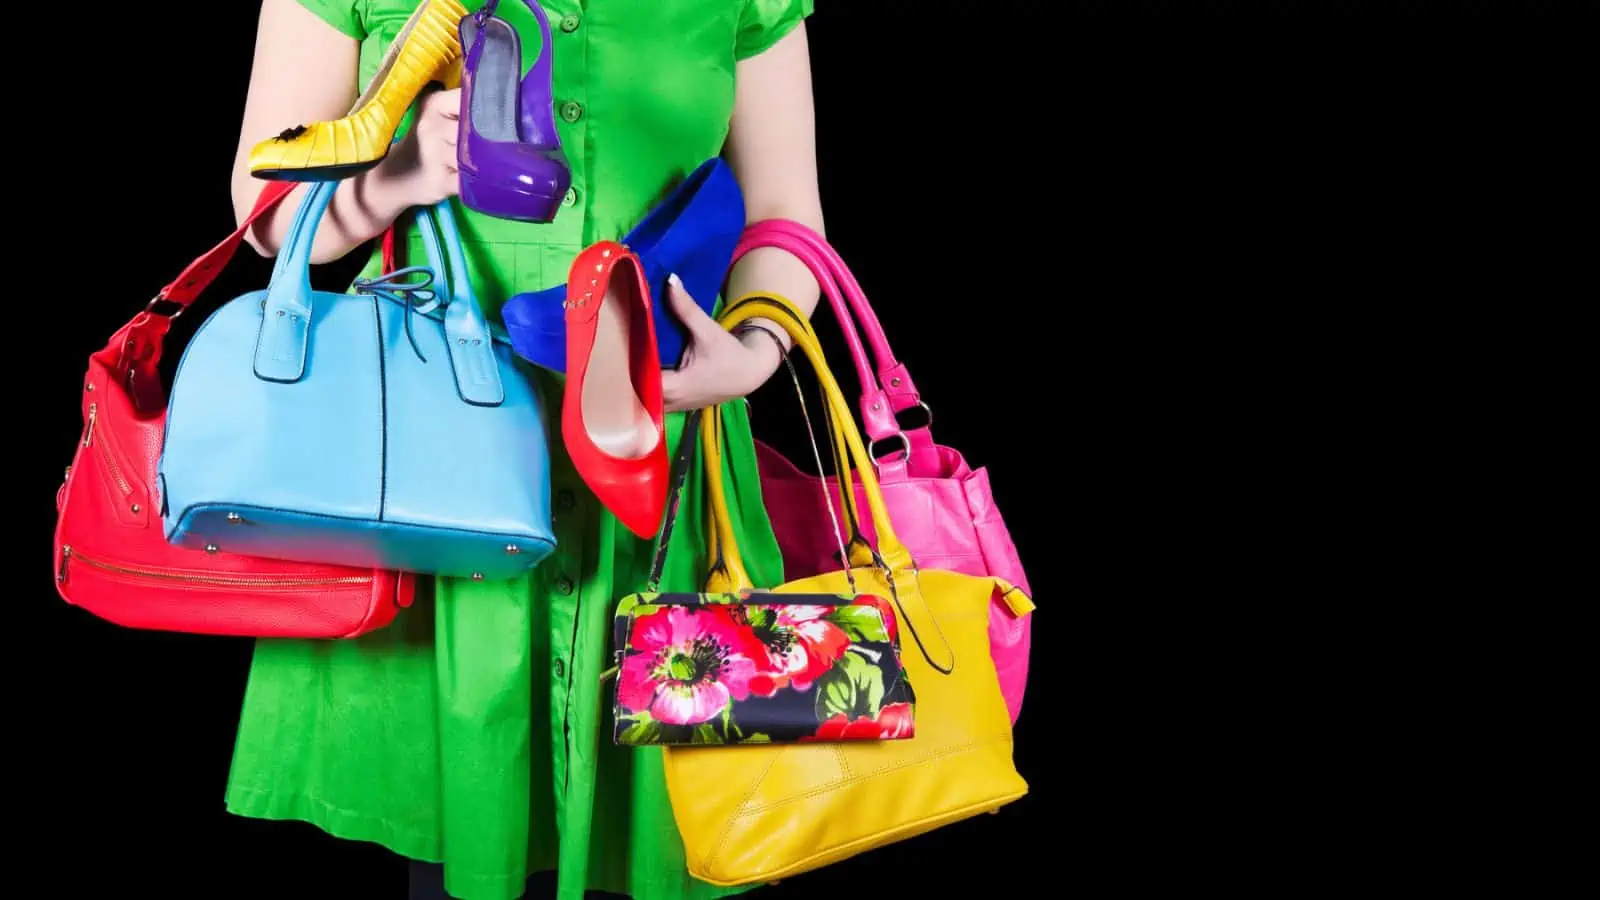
374, 87, 462, 208
660, 275, 781, 412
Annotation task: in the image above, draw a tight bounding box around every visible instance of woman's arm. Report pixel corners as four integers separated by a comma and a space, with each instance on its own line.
231, 0, 420, 263
722, 22, 826, 354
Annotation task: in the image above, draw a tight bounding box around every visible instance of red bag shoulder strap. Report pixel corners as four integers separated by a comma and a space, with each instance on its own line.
156, 181, 300, 311
95, 182, 301, 412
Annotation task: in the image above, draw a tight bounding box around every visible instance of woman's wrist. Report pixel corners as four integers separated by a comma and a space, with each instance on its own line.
354, 155, 425, 238
736, 321, 788, 382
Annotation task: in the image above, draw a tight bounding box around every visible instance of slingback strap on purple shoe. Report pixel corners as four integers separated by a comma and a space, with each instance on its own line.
456, 0, 572, 223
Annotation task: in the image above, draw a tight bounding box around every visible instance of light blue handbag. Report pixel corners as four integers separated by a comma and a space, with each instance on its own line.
159, 183, 556, 580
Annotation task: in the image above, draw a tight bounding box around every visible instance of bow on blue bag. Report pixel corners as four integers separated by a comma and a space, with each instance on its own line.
159, 183, 556, 580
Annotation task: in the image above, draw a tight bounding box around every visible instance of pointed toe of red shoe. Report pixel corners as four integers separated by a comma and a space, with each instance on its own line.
609, 447, 670, 539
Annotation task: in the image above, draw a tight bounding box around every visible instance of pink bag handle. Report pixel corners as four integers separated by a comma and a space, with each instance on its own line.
732, 228, 874, 400
731, 221, 933, 468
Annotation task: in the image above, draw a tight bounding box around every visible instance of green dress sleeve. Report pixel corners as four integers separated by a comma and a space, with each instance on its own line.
296, 0, 367, 40
735, 0, 814, 60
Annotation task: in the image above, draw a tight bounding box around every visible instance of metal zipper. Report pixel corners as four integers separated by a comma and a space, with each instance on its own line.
95, 435, 132, 496
57, 545, 372, 587
81, 403, 97, 447
79, 403, 132, 495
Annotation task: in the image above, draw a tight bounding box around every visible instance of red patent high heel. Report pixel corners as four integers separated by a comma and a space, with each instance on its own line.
563, 241, 668, 538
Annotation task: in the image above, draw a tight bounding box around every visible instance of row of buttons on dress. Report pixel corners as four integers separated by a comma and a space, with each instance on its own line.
552, 487, 577, 598
556, 12, 584, 211
549, 12, 584, 685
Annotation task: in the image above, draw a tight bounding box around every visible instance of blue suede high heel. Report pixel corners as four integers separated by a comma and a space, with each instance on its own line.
499, 157, 746, 372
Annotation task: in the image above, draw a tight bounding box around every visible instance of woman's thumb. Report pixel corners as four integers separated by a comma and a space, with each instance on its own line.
666, 274, 720, 336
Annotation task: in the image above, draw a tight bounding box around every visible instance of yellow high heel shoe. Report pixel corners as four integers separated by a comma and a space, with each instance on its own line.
250, 0, 469, 181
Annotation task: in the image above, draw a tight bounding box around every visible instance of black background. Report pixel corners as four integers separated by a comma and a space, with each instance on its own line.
22, 2, 1586, 897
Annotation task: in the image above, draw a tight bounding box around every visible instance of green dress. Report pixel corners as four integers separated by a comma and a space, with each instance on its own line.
222, 2, 813, 899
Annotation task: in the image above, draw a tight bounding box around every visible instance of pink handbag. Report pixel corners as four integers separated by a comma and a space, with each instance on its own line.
731, 220, 1033, 723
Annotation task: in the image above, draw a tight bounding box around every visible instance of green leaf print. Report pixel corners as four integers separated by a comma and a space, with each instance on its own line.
814, 651, 886, 721
743, 604, 772, 630
826, 605, 890, 644
618, 716, 661, 745
720, 705, 743, 740
739, 733, 772, 744
692, 723, 721, 745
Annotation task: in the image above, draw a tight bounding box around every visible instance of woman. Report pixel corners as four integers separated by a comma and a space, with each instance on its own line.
224, 2, 823, 899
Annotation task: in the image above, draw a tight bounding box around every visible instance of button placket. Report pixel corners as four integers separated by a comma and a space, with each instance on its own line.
549, 27, 587, 237
545, 472, 589, 793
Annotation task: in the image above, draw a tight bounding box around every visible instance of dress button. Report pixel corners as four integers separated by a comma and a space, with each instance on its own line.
560, 13, 580, 33
553, 658, 565, 678
557, 488, 576, 509
562, 187, 579, 208
556, 575, 574, 595
560, 101, 584, 123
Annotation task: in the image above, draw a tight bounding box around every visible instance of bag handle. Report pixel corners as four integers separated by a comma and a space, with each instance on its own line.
705, 297, 906, 576
103, 181, 299, 413
251, 189, 505, 406
641, 407, 710, 592
731, 221, 934, 464
412, 201, 506, 406
252, 181, 337, 382
700, 405, 753, 592
734, 310, 876, 572
731, 228, 877, 403
706, 292, 956, 673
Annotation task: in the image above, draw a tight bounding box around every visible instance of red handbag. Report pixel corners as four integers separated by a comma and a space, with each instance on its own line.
52, 184, 415, 639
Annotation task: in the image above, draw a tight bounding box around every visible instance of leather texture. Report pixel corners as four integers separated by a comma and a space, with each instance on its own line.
732, 220, 1035, 723
52, 183, 414, 639
500, 156, 745, 370
248, 0, 467, 181
159, 183, 556, 580
662, 296, 1030, 887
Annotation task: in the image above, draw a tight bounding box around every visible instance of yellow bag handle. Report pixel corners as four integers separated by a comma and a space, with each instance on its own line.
731, 310, 874, 570
707, 293, 915, 574
704, 293, 956, 672
702, 404, 753, 593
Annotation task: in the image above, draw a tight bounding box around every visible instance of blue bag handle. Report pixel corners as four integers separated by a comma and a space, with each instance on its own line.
412, 201, 506, 407
253, 181, 335, 383
251, 184, 504, 407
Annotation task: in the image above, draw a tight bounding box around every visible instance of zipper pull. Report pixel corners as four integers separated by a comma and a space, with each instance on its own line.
57, 546, 71, 583
82, 404, 97, 447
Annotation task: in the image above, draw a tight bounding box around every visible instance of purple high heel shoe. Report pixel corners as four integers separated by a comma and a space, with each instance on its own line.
456, 0, 572, 223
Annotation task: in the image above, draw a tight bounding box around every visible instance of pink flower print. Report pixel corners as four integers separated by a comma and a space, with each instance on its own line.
617, 606, 763, 726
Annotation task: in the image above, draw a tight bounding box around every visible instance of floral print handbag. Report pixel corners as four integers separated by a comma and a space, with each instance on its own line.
609, 407, 915, 746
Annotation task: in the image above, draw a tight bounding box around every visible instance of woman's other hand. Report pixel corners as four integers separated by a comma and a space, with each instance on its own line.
375, 88, 462, 208
660, 275, 781, 412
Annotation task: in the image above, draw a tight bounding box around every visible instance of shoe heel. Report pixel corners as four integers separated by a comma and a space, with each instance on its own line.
458, 170, 564, 224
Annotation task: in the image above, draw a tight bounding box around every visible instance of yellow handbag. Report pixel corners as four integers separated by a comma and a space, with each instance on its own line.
663, 292, 1032, 886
